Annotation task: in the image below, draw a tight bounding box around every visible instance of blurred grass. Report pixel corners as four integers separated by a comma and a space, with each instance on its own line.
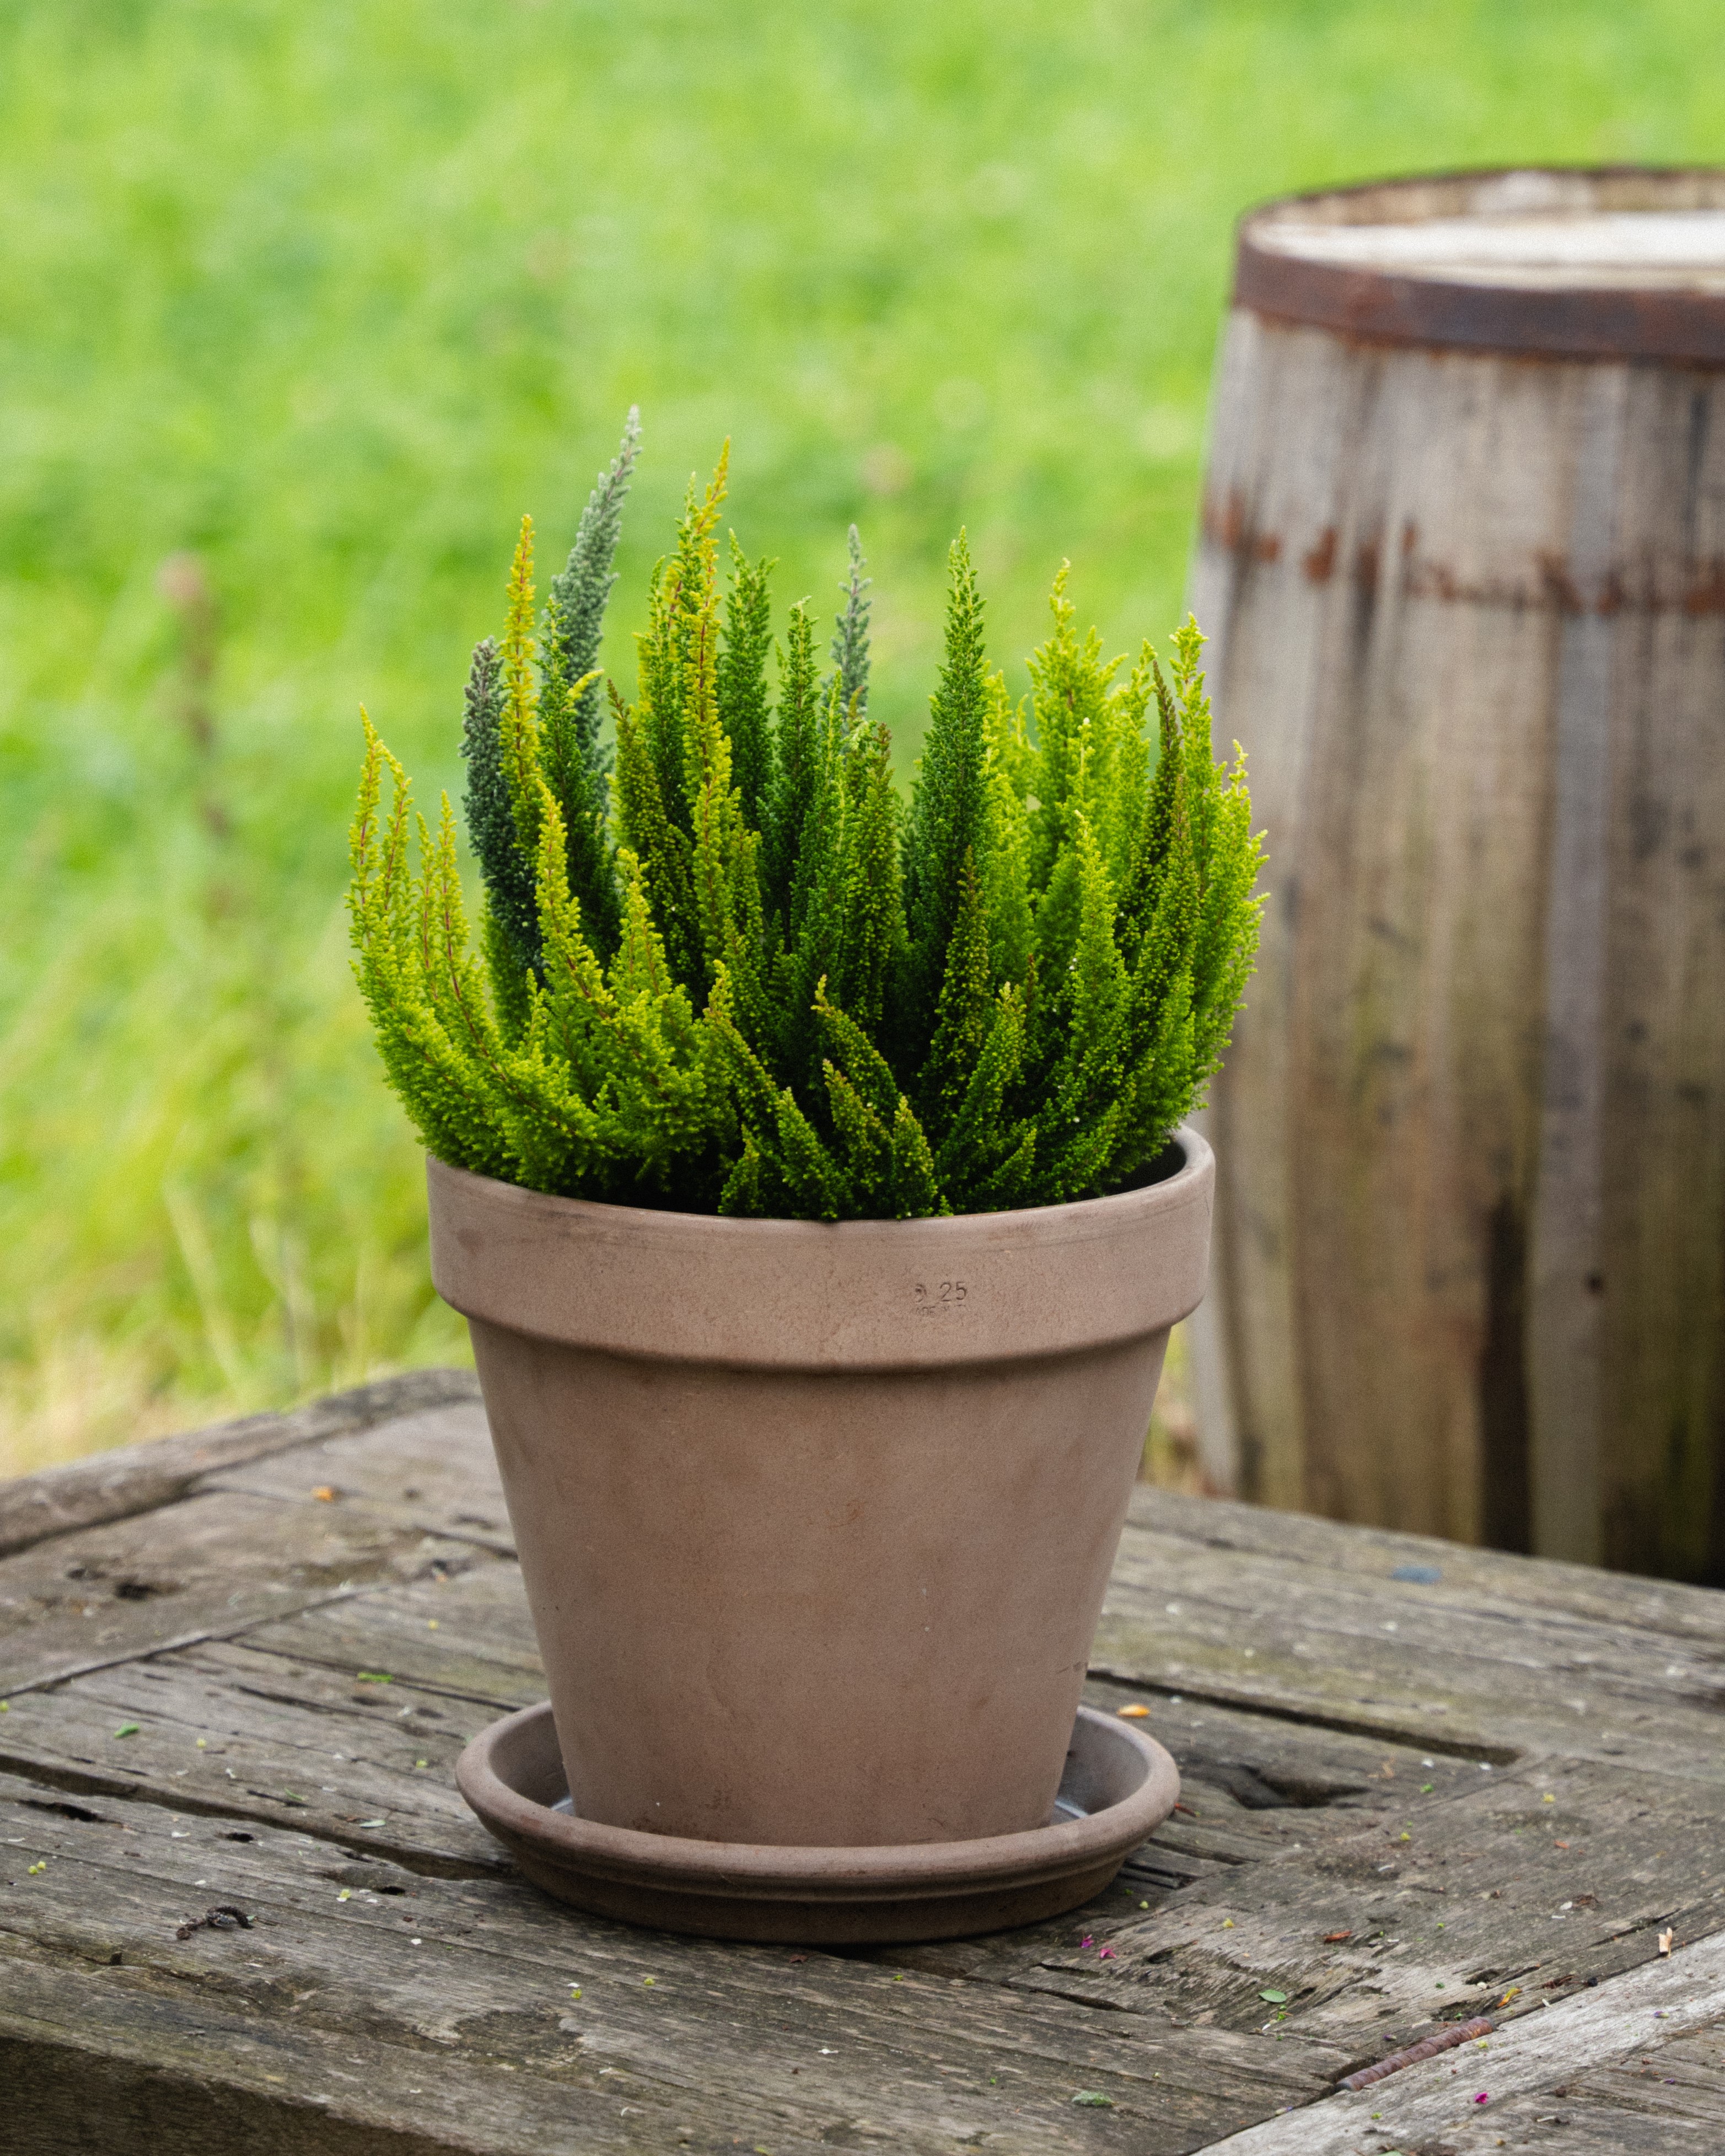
2, 0, 1719, 1474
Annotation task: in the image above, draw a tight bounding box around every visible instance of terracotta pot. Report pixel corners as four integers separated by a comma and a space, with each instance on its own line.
428, 1127, 1213, 1849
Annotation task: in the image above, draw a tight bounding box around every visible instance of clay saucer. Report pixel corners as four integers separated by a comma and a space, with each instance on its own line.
456, 1703, 1179, 1944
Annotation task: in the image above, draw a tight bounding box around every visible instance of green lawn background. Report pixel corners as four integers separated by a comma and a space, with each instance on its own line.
1, 0, 1715, 1471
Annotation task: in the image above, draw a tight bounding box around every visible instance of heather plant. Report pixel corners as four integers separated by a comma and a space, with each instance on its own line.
350, 420, 1262, 1220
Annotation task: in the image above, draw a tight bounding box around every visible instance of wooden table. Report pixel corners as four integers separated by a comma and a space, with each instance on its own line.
3, 1371, 1722, 2153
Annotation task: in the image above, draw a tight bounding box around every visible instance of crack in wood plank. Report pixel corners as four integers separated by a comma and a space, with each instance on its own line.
1201, 1930, 1725, 2152
0, 1584, 368, 1698
1089, 1667, 1524, 1765
4, 1375, 1724, 2152
0, 1769, 1342, 2153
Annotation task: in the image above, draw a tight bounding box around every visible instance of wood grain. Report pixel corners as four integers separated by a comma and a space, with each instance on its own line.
1190, 288, 1725, 1580
1098, 1492, 1725, 1781
0, 1370, 480, 1562
1203, 1933, 1725, 2152
3, 1375, 1724, 2152
0, 1768, 1343, 2153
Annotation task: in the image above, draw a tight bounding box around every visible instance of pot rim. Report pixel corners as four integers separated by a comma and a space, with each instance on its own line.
428, 1123, 1213, 1369
429, 1120, 1211, 1246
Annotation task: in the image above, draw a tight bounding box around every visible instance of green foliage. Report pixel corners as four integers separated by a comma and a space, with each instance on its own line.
352, 440, 1262, 1220
460, 431, 642, 1001
6, 0, 1702, 1460
829, 526, 872, 718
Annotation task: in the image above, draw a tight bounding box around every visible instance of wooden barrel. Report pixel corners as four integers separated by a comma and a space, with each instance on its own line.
1188, 169, 1725, 1580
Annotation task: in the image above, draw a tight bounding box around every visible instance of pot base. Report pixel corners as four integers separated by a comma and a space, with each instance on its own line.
457, 1702, 1179, 1944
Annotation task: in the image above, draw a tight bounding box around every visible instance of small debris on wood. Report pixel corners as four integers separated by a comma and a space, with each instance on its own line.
312, 1487, 337, 1502
1339, 2015, 1494, 2090
1659, 1928, 1674, 1955
356, 1671, 393, 1684
112, 1723, 139, 1739
1323, 1931, 1352, 1944
1115, 1704, 1150, 1719
1071, 2091, 1114, 2107
176, 1904, 253, 1941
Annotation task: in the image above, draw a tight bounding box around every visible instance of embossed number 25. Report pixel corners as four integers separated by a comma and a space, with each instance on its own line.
913, 1281, 968, 1303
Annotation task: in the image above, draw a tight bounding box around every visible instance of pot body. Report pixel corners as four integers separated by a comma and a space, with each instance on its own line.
428, 1131, 1212, 1848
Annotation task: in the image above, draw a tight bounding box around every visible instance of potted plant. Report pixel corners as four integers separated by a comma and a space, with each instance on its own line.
349, 413, 1261, 1924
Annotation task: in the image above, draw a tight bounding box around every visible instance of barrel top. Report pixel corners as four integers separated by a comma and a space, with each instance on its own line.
1235, 168, 1725, 363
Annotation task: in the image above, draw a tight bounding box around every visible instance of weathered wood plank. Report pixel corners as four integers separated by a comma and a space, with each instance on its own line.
1131, 1484, 1725, 1638
1201, 1931, 1725, 2152
0, 1370, 480, 1561
1492, 2020, 1725, 2147
0, 1490, 494, 1698
898, 1702, 1724, 2066
8, 1552, 1715, 2125
203, 1397, 513, 1557
1101, 1498, 1725, 1778
0, 1770, 1342, 2154
4, 1388, 1724, 2152
0, 1562, 1406, 1885
244, 1557, 542, 1692
0, 1397, 504, 1696
0, 1641, 509, 1875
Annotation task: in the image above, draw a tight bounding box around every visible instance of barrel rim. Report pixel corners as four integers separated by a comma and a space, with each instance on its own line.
1234, 166, 1725, 364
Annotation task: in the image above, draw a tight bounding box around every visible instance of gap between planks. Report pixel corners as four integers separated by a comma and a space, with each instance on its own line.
0, 1368, 482, 1562
1203, 1929, 1725, 2152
